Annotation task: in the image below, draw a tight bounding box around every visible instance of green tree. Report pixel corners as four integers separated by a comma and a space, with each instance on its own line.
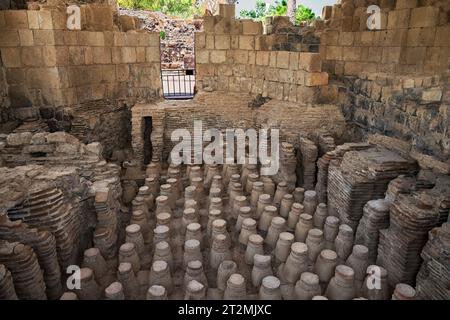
295, 4, 315, 23
267, 0, 287, 16
240, 0, 268, 20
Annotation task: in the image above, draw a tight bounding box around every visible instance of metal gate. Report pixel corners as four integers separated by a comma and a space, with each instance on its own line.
161, 69, 196, 99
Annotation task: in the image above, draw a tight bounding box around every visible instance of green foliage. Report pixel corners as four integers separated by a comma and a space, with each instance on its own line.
160, 31, 166, 39
295, 4, 315, 23
240, 0, 288, 20
239, 0, 268, 20
239, 0, 315, 25
267, 0, 287, 16
117, 0, 202, 18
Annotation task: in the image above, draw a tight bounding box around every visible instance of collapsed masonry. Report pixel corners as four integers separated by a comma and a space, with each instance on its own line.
0, 1, 449, 300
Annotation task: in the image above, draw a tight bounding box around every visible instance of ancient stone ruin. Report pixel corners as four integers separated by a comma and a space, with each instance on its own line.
0, 0, 449, 300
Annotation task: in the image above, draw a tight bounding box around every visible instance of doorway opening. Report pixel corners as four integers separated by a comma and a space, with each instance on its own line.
143, 116, 153, 165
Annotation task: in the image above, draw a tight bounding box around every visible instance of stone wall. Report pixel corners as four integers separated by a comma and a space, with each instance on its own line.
0, 4, 162, 156
0, 8, 161, 108
131, 92, 347, 164
0, 54, 11, 126
194, 6, 334, 104
319, 0, 450, 160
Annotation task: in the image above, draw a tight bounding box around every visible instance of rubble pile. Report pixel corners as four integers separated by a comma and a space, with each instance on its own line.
119, 9, 203, 69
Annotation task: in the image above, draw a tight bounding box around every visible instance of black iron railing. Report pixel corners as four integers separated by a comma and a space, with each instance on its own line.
161, 69, 196, 99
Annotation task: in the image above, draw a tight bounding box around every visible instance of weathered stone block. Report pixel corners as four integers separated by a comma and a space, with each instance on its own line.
339, 32, 354, 46
18, 29, 33, 46
242, 20, 263, 35
304, 72, 329, 87
6, 132, 33, 146
289, 52, 299, 71
84, 32, 105, 46
31, 133, 48, 145
0, 11, 4, 29
85, 142, 103, 157
21, 47, 43, 67
68, 46, 85, 65
396, 0, 418, 9
0, 30, 20, 46
410, 6, 439, 28
55, 143, 79, 155
116, 64, 130, 81
125, 33, 139, 46
215, 17, 240, 34
26, 67, 61, 89
93, 47, 112, 64
82, 5, 114, 31
26, 10, 39, 29
299, 53, 322, 72
297, 86, 318, 103
5, 68, 25, 85
219, 4, 235, 18
36, 10, 53, 29
248, 51, 256, 65
119, 15, 138, 31
210, 50, 227, 64
344, 61, 362, 75
256, 51, 270, 66
387, 9, 411, 29
382, 46, 401, 63
322, 6, 332, 20
402, 46, 426, 65
32, 30, 56, 45
434, 26, 450, 46
195, 33, 206, 49
122, 47, 136, 63
203, 16, 216, 33
276, 51, 290, 69
342, 46, 361, 61
4, 10, 28, 29
206, 35, 215, 49
196, 49, 209, 64
136, 47, 146, 62
239, 35, 255, 50
422, 88, 442, 102
51, 9, 67, 30
234, 50, 248, 64
114, 32, 126, 46
102, 65, 116, 83
230, 35, 239, 49
326, 46, 342, 60
215, 35, 230, 50
269, 51, 277, 67
322, 30, 339, 45
406, 27, 436, 46
1, 48, 21, 68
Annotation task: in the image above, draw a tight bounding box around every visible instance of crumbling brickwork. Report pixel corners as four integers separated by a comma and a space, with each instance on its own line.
131, 92, 346, 165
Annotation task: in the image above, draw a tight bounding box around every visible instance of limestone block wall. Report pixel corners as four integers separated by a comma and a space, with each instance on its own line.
195, 6, 335, 104
321, 0, 449, 75
0, 4, 162, 156
0, 8, 161, 108
320, 0, 450, 161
